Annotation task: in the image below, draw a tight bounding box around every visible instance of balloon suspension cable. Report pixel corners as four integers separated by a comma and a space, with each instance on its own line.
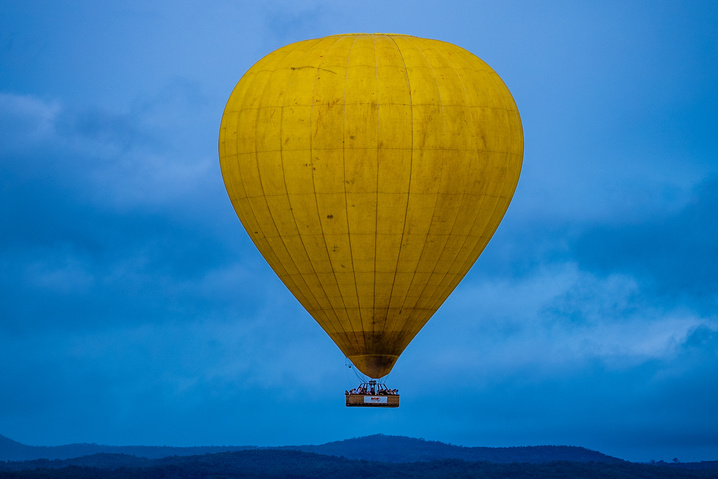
345, 357, 369, 383
344, 358, 399, 407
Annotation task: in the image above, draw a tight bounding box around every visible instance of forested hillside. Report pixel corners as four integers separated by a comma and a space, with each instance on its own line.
1, 449, 718, 479
0, 435, 254, 461
0, 434, 618, 463
282, 434, 622, 463
3, 434, 718, 479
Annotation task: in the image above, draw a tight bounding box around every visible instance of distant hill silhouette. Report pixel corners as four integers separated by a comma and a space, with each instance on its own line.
0, 434, 255, 461
281, 434, 623, 463
1, 448, 718, 479
0, 433, 618, 463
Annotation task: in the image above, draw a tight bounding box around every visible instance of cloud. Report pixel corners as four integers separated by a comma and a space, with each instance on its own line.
2, 86, 222, 208
436, 165, 718, 387
573, 176, 718, 307
0, 91, 254, 336
0, 93, 59, 150
407, 263, 715, 386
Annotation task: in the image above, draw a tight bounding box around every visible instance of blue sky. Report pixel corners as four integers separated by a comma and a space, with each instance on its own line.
1, 0, 717, 463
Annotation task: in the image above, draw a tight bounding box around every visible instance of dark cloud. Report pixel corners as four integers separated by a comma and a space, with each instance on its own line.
573, 177, 718, 307
56, 107, 154, 152
0, 93, 258, 335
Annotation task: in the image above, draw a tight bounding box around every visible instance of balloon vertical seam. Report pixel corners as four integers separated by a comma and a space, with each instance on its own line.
341, 35, 367, 354
383, 34, 415, 337
306, 35, 354, 341
393, 36, 449, 337
403, 40, 477, 332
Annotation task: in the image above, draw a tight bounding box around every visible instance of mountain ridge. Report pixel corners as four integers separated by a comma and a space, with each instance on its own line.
0, 434, 256, 461
1, 448, 717, 479
0, 432, 619, 463
280, 433, 623, 463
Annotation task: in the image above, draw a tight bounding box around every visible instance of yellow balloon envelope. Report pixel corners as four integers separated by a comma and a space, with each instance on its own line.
219, 33, 523, 379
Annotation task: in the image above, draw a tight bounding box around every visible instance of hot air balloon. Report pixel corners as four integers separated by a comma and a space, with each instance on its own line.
218, 33, 523, 407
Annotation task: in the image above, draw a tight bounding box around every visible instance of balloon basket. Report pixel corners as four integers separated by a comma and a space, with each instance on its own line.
345, 380, 399, 408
